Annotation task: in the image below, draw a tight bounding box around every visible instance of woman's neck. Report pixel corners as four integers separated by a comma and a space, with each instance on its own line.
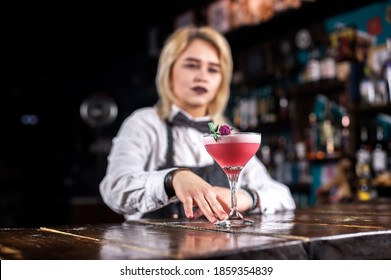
175, 105, 207, 119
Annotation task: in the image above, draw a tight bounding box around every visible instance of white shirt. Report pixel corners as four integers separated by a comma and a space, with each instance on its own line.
99, 105, 296, 220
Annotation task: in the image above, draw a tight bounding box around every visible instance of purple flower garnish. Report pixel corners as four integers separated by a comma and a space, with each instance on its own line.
208, 122, 232, 141
219, 124, 231, 136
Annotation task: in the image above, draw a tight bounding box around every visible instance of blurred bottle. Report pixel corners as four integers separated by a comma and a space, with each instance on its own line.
387, 139, 391, 172
296, 142, 311, 184
321, 101, 335, 155
306, 48, 321, 83
276, 87, 289, 122
306, 112, 319, 159
356, 163, 373, 202
341, 114, 350, 155
371, 125, 387, 177
320, 46, 337, 80
273, 137, 286, 183
359, 66, 376, 105
360, 65, 388, 105
355, 127, 373, 201
382, 38, 391, 103
248, 96, 258, 129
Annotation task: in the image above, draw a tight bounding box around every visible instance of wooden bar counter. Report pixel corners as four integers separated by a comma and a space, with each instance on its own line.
1, 199, 391, 260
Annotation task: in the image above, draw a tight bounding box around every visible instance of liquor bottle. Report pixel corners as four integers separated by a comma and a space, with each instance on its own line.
273, 137, 286, 183
357, 127, 372, 164
359, 66, 376, 105
295, 142, 311, 184
355, 127, 373, 201
382, 38, 391, 103
356, 163, 373, 202
361, 64, 388, 105
306, 112, 319, 159
320, 46, 337, 81
276, 87, 289, 122
321, 101, 335, 155
371, 125, 387, 177
387, 139, 391, 172
307, 48, 321, 83
341, 114, 350, 156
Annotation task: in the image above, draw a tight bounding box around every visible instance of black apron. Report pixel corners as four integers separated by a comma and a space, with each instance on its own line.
142, 121, 229, 219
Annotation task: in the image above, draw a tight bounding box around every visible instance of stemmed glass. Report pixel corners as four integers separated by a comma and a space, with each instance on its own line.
203, 132, 261, 228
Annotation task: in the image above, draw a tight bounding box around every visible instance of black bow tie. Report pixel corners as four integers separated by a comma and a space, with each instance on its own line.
171, 112, 211, 134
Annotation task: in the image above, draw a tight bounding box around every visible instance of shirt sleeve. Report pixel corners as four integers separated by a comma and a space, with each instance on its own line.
240, 156, 296, 214
99, 109, 176, 216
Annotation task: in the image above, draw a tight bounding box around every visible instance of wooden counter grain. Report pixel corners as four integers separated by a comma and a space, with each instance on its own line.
1, 200, 390, 260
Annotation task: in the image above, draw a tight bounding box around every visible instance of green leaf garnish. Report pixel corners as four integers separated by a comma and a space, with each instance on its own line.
208, 122, 219, 141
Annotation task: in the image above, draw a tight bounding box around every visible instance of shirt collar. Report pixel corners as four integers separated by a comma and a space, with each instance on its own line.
170, 105, 210, 122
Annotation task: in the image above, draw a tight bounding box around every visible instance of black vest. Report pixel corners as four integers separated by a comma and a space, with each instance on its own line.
142, 122, 229, 219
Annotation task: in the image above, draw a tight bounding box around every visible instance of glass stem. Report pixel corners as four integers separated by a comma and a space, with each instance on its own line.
227, 170, 241, 218
230, 179, 239, 217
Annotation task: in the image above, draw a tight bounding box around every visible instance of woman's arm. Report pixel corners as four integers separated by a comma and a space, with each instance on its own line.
99, 109, 173, 216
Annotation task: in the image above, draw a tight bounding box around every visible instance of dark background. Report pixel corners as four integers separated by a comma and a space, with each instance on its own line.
1, 0, 193, 227
0, 0, 381, 227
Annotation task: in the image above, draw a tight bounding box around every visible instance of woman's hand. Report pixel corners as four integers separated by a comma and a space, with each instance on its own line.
171, 170, 228, 223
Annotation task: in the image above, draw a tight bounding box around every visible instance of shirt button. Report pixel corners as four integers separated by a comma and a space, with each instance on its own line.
172, 213, 179, 219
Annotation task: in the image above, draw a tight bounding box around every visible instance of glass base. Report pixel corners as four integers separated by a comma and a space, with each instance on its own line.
215, 215, 254, 228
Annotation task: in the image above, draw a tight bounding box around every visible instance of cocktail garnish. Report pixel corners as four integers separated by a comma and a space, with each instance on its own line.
219, 124, 231, 136
208, 122, 232, 141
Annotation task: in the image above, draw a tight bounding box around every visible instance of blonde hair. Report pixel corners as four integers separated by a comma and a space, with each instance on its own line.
155, 26, 233, 124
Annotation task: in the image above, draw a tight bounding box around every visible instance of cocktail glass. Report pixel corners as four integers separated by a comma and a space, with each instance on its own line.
203, 132, 261, 228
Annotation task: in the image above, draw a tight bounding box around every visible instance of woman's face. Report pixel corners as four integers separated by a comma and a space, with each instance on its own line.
171, 39, 222, 118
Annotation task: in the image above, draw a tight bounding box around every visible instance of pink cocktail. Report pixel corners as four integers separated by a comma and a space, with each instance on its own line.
203, 132, 261, 228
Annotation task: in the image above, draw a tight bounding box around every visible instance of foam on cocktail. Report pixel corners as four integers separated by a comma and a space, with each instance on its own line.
203, 133, 261, 145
